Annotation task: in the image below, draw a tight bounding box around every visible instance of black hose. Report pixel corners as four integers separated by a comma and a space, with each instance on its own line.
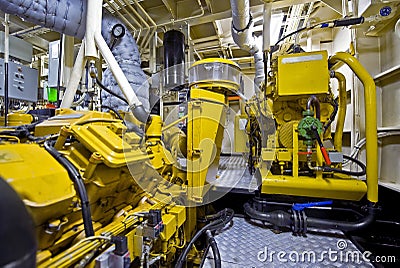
323, 154, 366, 176
306, 204, 376, 231
205, 230, 221, 268
306, 95, 321, 119
244, 201, 377, 233
273, 17, 364, 48
44, 141, 94, 237
198, 208, 231, 222
96, 77, 129, 105
274, 26, 308, 48
96, 72, 149, 124
175, 208, 234, 268
101, 105, 124, 122
243, 203, 292, 227
175, 222, 216, 268
199, 244, 211, 267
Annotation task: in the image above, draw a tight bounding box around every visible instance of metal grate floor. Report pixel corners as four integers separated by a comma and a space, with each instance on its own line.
203, 217, 373, 268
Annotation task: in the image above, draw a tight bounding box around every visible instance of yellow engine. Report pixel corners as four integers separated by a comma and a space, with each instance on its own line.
0, 109, 193, 267
0, 59, 239, 267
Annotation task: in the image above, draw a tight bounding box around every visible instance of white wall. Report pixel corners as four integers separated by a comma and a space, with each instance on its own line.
376, 29, 400, 190
339, 26, 400, 191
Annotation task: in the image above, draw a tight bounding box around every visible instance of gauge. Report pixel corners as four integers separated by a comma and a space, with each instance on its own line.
112, 24, 125, 39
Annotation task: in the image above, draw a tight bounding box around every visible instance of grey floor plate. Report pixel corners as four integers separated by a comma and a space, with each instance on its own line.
213, 155, 259, 193
203, 217, 374, 268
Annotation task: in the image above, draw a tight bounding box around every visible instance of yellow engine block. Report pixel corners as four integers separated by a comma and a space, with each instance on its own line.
0, 109, 192, 267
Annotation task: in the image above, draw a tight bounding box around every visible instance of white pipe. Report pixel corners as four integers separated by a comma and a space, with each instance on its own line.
253, 49, 264, 91
85, 0, 102, 59
95, 31, 148, 122
231, 0, 250, 31
230, 0, 265, 92
263, 2, 272, 52
95, 32, 142, 108
60, 42, 86, 108
132, 0, 157, 50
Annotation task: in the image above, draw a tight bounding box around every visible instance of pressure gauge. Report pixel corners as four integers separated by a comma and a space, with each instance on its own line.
112, 24, 125, 39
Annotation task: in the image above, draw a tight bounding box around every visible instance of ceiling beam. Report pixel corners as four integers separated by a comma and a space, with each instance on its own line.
191, 35, 220, 44
23, 36, 49, 51
161, 0, 177, 19
267, 0, 318, 9
321, 0, 342, 15
0, 12, 51, 54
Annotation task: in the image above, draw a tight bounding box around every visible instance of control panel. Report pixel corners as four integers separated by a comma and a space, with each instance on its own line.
0, 59, 38, 102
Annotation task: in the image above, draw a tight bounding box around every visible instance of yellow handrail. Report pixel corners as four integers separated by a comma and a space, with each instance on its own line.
329, 52, 378, 203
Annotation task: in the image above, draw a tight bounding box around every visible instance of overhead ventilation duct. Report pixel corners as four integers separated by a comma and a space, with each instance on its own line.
229, 0, 265, 92
0, 0, 150, 112
163, 30, 185, 90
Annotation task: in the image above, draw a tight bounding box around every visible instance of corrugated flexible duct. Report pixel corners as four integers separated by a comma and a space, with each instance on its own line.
0, 0, 150, 112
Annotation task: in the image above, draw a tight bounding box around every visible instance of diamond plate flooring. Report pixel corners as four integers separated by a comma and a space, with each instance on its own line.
212, 155, 259, 193
203, 217, 373, 268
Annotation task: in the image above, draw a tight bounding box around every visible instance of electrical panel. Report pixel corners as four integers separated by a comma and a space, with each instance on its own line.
48, 40, 62, 87
0, 59, 39, 102
277, 51, 329, 98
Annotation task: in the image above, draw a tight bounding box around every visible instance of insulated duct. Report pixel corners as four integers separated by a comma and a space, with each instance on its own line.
0, 0, 150, 112
229, 0, 264, 91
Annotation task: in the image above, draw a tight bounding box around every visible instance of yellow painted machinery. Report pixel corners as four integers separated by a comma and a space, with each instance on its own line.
0, 108, 186, 267
238, 49, 379, 235
0, 52, 379, 266
242, 50, 378, 204
0, 59, 239, 268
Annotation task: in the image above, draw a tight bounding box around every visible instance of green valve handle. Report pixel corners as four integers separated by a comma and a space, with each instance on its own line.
298, 111, 323, 142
